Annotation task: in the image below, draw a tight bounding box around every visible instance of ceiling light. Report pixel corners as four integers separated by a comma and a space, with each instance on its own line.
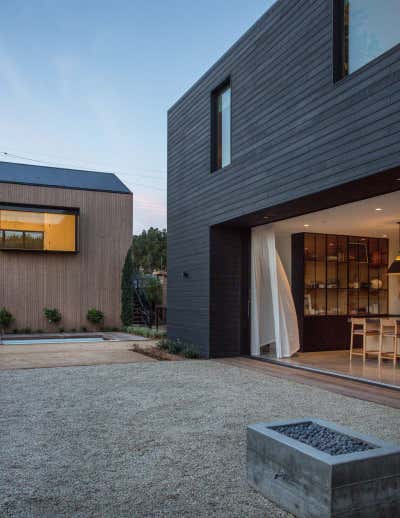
383, 234, 388, 238
304, 224, 310, 228
263, 216, 270, 220
375, 208, 383, 211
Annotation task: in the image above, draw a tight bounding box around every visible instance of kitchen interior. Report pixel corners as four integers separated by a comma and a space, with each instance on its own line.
266, 190, 400, 388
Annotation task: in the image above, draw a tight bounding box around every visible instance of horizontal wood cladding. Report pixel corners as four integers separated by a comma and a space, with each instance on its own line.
167, 0, 400, 356
0, 182, 132, 331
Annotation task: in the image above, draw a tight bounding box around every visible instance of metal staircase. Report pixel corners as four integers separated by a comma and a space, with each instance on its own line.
132, 274, 153, 327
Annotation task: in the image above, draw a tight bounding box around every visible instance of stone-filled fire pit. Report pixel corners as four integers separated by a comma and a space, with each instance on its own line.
247, 419, 400, 517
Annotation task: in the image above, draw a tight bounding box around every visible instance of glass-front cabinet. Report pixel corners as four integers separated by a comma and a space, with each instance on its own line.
292, 233, 388, 351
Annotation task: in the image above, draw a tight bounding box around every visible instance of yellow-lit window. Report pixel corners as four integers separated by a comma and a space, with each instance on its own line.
0, 207, 77, 252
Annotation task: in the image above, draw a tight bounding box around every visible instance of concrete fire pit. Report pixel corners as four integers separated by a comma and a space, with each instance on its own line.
247, 418, 400, 517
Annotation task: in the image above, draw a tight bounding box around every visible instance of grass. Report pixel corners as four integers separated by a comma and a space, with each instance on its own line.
124, 326, 166, 339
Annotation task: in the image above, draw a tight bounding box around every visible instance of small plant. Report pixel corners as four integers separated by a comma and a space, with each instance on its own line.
0, 307, 14, 333
23, 327, 32, 334
86, 308, 104, 327
182, 345, 200, 359
44, 308, 62, 325
59, 327, 64, 333
157, 338, 200, 358
80, 326, 88, 333
124, 326, 166, 339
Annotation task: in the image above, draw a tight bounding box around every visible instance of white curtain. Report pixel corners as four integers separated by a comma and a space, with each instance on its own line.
251, 225, 300, 358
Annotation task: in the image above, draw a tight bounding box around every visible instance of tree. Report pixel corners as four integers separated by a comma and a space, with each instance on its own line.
144, 277, 163, 309
121, 247, 134, 326
132, 227, 167, 273
0, 307, 14, 334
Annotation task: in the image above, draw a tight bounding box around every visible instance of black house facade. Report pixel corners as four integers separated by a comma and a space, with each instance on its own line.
167, 0, 400, 358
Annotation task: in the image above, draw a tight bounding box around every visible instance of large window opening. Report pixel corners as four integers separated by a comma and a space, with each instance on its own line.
211, 80, 231, 171
0, 205, 78, 252
334, 0, 400, 79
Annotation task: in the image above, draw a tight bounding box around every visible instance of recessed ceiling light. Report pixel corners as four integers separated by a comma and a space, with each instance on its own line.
375, 208, 383, 211
263, 216, 270, 220
304, 224, 310, 228
383, 234, 388, 238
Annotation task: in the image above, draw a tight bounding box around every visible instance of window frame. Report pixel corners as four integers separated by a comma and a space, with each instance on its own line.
211, 78, 232, 173
333, 0, 400, 82
0, 203, 80, 253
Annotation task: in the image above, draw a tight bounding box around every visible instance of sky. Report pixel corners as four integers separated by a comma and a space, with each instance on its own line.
0, 1, 275, 233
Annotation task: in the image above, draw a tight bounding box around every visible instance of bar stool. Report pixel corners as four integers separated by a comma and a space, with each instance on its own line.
379, 319, 400, 366
350, 318, 380, 361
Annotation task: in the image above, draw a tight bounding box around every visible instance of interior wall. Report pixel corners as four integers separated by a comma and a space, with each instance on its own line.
389, 239, 400, 314
275, 232, 292, 283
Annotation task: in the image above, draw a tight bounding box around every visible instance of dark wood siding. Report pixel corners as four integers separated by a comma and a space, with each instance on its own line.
167, 0, 400, 357
0, 182, 132, 331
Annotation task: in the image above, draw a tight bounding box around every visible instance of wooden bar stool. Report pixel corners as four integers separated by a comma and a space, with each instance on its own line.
350, 318, 380, 361
379, 319, 400, 366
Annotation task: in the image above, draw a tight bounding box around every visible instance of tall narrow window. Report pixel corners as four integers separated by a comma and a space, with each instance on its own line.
334, 0, 400, 80
212, 80, 231, 171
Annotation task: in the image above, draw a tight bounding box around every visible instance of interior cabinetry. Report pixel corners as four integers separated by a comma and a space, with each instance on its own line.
292, 233, 388, 351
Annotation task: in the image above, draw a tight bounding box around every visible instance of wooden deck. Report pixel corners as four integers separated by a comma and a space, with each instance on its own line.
216, 356, 400, 409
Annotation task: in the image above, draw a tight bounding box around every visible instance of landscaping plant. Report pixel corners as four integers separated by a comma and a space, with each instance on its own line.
86, 308, 104, 328
44, 307, 62, 325
124, 326, 166, 339
0, 307, 14, 334
121, 247, 134, 327
157, 338, 200, 359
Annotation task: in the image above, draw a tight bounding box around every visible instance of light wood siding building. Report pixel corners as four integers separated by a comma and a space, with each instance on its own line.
0, 162, 132, 331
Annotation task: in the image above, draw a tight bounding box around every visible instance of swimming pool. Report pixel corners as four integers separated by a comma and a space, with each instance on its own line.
2, 337, 105, 345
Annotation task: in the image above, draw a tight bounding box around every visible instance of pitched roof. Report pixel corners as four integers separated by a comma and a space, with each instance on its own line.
0, 161, 131, 194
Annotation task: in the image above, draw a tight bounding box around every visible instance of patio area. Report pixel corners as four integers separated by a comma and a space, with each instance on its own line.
1, 360, 399, 517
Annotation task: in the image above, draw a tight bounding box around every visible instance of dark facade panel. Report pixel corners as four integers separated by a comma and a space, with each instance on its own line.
167, 0, 400, 356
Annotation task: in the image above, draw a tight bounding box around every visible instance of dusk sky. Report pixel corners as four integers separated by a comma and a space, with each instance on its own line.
0, 1, 275, 232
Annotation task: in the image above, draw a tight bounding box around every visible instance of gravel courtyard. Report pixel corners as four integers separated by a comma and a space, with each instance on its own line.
1, 360, 399, 517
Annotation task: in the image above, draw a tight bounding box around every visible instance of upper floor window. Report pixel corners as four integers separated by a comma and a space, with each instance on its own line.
211, 80, 231, 171
0, 205, 78, 252
334, 0, 400, 80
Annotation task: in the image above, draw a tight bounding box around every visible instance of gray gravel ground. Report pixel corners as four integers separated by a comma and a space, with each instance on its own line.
1, 360, 399, 517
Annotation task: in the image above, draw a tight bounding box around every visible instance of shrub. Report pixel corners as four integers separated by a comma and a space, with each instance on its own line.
80, 326, 88, 333
121, 248, 134, 327
0, 307, 14, 333
182, 346, 200, 359
124, 326, 166, 339
86, 308, 104, 327
44, 308, 62, 325
36, 329, 44, 334
59, 327, 64, 333
157, 338, 200, 358
23, 327, 32, 334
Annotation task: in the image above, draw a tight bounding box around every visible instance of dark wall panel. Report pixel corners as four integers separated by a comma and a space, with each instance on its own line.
167, 0, 400, 356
